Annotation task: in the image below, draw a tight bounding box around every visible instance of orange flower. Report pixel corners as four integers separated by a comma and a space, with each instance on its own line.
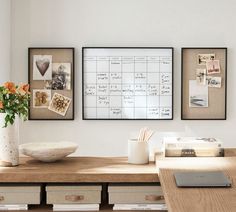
0, 101, 3, 109
4, 82, 16, 94
18, 84, 30, 95
22, 84, 30, 93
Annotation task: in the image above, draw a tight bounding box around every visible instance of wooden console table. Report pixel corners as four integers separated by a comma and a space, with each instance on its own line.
0, 157, 158, 183
0, 157, 160, 212
1, 149, 235, 212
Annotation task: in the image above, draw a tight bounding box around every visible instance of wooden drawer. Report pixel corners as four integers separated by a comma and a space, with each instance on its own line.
46, 185, 102, 204
108, 184, 165, 204
0, 185, 41, 204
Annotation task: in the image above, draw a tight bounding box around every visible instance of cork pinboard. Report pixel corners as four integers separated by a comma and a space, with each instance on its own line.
181, 48, 227, 120
28, 48, 74, 120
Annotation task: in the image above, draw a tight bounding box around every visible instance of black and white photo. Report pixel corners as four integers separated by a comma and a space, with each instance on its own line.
189, 80, 208, 107
207, 76, 222, 88
52, 63, 71, 90
196, 69, 207, 85
197, 54, 215, 65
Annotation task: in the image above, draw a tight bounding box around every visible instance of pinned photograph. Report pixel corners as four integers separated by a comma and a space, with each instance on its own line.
52, 63, 71, 90
196, 69, 207, 85
206, 60, 220, 74
48, 93, 71, 116
198, 54, 215, 65
33, 89, 51, 108
33, 55, 52, 80
189, 80, 208, 107
207, 76, 222, 88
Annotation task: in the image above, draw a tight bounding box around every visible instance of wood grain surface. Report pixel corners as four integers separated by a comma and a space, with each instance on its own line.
1, 149, 236, 212
0, 157, 158, 183
157, 149, 236, 212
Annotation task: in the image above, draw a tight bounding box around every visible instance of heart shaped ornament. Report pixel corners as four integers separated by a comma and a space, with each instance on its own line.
36, 59, 50, 76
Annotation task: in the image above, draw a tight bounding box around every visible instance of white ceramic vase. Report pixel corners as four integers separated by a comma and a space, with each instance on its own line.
128, 139, 149, 164
0, 113, 19, 167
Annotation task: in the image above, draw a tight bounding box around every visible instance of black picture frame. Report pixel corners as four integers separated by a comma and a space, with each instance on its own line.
181, 47, 227, 120
82, 47, 174, 120
28, 47, 75, 120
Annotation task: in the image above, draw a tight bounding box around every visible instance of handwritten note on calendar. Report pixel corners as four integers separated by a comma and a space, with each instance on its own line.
83, 47, 173, 120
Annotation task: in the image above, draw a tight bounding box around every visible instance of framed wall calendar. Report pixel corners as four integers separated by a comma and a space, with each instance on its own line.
82, 47, 174, 120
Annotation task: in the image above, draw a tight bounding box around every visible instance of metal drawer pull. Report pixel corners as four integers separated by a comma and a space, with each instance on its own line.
65, 195, 84, 202
145, 195, 164, 201
0, 196, 4, 201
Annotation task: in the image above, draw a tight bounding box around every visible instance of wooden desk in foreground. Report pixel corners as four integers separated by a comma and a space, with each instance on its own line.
156, 149, 236, 212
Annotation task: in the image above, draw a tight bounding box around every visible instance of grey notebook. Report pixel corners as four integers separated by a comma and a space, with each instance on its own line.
174, 171, 232, 188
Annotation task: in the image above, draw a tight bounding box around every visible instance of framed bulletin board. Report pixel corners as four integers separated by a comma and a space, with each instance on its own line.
28, 47, 74, 120
181, 47, 227, 120
82, 47, 173, 120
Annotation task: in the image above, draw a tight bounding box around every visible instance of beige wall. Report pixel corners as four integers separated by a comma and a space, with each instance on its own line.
0, 0, 11, 84
9, 0, 236, 156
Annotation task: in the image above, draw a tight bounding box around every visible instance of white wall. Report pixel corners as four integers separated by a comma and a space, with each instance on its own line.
0, 0, 11, 83
10, 0, 236, 156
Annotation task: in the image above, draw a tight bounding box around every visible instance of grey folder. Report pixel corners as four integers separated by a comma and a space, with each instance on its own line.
174, 171, 232, 188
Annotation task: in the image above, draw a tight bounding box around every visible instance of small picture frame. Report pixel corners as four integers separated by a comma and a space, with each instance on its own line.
28, 47, 75, 120
181, 47, 227, 120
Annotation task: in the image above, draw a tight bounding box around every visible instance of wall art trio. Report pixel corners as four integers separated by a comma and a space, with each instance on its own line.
28, 47, 227, 120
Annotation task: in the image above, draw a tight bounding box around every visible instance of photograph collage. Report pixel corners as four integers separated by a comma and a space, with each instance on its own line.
189, 53, 222, 108
29, 48, 74, 120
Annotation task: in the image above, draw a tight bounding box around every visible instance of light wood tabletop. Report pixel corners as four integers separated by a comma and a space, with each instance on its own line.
156, 149, 236, 212
0, 157, 159, 183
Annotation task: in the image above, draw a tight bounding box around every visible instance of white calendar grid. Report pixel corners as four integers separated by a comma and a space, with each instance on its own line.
83, 49, 172, 119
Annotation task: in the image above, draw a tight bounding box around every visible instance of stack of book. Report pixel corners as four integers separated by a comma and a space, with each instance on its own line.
53, 204, 99, 211
163, 137, 224, 157
113, 204, 168, 210
0, 204, 28, 210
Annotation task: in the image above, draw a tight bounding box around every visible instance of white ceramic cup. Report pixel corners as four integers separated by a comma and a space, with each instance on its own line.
128, 139, 149, 164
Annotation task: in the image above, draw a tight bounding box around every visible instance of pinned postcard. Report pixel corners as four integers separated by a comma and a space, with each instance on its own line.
33, 55, 52, 80
207, 76, 222, 88
48, 93, 71, 116
33, 89, 51, 108
198, 54, 215, 65
52, 63, 71, 90
189, 80, 208, 107
196, 69, 207, 85
206, 60, 220, 75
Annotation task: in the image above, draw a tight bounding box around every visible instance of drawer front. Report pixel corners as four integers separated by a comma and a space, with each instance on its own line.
47, 191, 101, 204
109, 192, 165, 204
0, 192, 41, 204
109, 186, 164, 204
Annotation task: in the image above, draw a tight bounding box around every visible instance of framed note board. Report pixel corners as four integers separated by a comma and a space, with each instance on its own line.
181, 47, 227, 120
28, 47, 75, 120
82, 47, 173, 120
